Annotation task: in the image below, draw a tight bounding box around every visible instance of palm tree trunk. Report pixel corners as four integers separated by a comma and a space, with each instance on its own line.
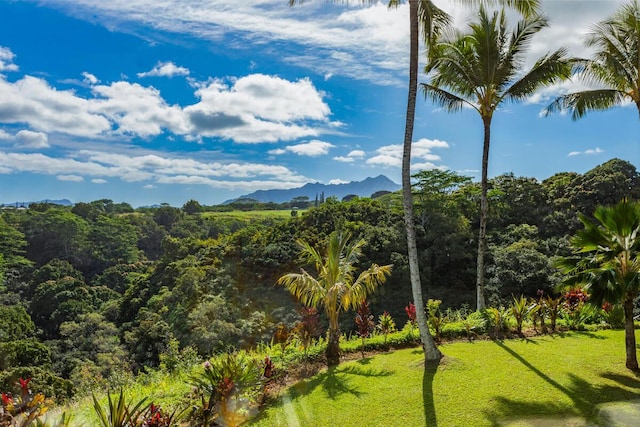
476, 116, 491, 311
326, 325, 341, 366
623, 296, 638, 370
402, 0, 441, 365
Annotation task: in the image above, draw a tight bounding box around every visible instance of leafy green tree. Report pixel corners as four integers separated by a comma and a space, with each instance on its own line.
152, 204, 182, 230
182, 199, 204, 215
555, 199, 640, 370
0, 305, 35, 342
277, 231, 392, 366
488, 174, 547, 229
0, 216, 29, 269
487, 225, 555, 304
545, 0, 640, 119
422, 7, 572, 309
30, 276, 100, 339
87, 216, 140, 274
56, 313, 129, 384
21, 209, 89, 268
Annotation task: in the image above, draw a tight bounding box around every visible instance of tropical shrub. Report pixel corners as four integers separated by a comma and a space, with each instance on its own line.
92, 388, 148, 427
377, 312, 396, 345
508, 295, 535, 335
426, 299, 447, 342
482, 307, 511, 339
601, 302, 625, 329
1, 377, 50, 427
189, 352, 264, 427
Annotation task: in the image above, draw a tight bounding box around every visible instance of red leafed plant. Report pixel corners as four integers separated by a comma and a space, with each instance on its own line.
355, 300, 375, 358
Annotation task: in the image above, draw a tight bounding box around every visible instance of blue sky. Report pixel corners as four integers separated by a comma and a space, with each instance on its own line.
0, 0, 637, 206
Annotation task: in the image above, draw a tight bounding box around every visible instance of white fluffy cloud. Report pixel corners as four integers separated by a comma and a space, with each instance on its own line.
82, 72, 99, 85
0, 67, 333, 143
0, 148, 312, 192
15, 130, 49, 148
367, 138, 449, 170
269, 140, 334, 157
0, 46, 18, 72
334, 149, 365, 163
138, 61, 190, 78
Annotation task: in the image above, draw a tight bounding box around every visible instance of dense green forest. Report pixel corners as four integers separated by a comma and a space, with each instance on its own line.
0, 158, 638, 400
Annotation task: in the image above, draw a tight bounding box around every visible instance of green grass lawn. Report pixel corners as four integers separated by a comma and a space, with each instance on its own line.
249, 330, 640, 427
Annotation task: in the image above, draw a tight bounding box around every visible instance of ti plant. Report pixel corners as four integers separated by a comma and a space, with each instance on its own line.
355, 300, 375, 359
292, 307, 321, 361
405, 302, 417, 340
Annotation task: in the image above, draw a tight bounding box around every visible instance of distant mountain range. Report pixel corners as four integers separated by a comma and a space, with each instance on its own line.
224, 175, 400, 204
1, 199, 73, 208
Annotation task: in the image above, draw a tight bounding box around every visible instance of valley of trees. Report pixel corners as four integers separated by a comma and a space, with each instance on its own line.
0, 158, 638, 400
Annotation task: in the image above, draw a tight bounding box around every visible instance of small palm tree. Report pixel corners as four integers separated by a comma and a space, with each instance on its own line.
277, 231, 392, 366
555, 199, 640, 370
421, 7, 572, 310
545, 0, 640, 120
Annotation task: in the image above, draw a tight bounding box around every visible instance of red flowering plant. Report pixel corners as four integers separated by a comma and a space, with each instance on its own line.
0, 377, 51, 426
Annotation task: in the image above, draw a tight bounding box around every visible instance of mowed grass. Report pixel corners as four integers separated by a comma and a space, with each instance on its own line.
249, 330, 640, 427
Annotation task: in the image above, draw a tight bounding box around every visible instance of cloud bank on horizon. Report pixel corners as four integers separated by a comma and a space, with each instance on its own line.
0, 0, 636, 206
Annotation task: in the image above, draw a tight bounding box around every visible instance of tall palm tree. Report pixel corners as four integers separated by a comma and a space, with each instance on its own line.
555, 199, 640, 370
421, 7, 572, 310
277, 231, 392, 366
288, 0, 539, 365
545, 0, 640, 120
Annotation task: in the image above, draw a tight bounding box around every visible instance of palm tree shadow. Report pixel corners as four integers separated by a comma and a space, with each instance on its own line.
485, 340, 640, 425
423, 361, 440, 427
287, 364, 394, 401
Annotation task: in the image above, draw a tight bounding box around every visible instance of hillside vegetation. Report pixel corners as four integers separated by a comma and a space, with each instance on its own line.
0, 158, 638, 418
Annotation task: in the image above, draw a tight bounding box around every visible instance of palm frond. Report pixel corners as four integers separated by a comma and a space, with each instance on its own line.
420, 83, 475, 113
455, 0, 542, 18
418, 0, 451, 50
543, 89, 629, 120
505, 48, 573, 101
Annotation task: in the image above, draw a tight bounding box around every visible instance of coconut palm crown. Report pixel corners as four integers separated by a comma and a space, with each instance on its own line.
421, 7, 573, 310
277, 231, 392, 366
545, 0, 640, 120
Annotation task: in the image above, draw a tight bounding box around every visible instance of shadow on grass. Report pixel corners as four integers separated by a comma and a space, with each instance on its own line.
288, 364, 393, 401
484, 340, 640, 426
423, 361, 440, 427
249, 362, 395, 425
